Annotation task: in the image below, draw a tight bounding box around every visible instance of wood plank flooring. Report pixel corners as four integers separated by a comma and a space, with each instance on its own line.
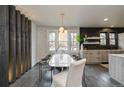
84, 65, 123, 87
10, 64, 124, 87
10, 65, 39, 87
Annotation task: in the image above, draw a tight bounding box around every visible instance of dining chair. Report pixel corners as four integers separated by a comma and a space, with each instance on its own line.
52, 58, 86, 87
39, 55, 53, 84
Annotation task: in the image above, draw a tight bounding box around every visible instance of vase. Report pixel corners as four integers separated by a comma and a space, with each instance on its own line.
79, 44, 83, 58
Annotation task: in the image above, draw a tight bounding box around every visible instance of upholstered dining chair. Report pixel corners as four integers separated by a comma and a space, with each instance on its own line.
52, 58, 86, 87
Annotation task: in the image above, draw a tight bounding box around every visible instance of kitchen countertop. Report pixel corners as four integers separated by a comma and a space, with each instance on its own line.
109, 54, 124, 57
81, 49, 124, 51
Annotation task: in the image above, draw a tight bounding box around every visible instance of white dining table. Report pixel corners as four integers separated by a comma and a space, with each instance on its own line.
49, 53, 75, 67
48, 53, 87, 86
39, 54, 77, 84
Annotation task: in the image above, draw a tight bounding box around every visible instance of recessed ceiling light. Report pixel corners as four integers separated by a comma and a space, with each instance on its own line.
104, 18, 108, 22
110, 25, 114, 27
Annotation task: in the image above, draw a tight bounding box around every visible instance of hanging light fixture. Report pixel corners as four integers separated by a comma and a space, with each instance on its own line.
59, 13, 65, 33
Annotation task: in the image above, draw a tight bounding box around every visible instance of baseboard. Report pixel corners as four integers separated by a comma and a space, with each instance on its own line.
101, 62, 108, 64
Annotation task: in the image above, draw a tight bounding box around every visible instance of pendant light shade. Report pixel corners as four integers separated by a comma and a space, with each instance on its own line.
64, 30, 67, 34
59, 26, 65, 33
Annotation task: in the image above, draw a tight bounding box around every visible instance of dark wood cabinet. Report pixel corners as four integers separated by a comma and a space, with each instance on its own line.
8, 5, 16, 83
100, 28, 118, 49
21, 14, 26, 74
28, 20, 31, 69
0, 5, 32, 86
25, 17, 29, 71
0, 5, 9, 87
100, 32, 118, 49
16, 10, 21, 78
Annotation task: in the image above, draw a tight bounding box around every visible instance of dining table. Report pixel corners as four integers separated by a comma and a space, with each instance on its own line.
49, 53, 75, 68
39, 53, 87, 86
49, 53, 87, 86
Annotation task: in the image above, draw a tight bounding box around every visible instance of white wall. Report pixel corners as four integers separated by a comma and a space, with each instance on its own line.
31, 22, 37, 67
118, 33, 124, 49
36, 27, 48, 62
36, 26, 79, 62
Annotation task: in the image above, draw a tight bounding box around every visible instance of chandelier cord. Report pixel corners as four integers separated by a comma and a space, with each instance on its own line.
61, 13, 64, 27
59, 13, 65, 33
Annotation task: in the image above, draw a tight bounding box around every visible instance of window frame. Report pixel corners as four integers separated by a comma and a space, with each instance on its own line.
48, 32, 56, 51
70, 32, 78, 51
47, 30, 57, 53
47, 29, 79, 54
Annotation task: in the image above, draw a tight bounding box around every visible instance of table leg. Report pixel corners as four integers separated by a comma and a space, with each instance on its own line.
83, 67, 87, 87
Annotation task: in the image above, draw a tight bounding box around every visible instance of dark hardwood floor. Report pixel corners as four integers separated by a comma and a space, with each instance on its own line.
10, 65, 39, 87
84, 65, 123, 87
10, 64, 124, 87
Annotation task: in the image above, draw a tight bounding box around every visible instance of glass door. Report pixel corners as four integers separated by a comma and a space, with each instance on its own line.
100, 33, 107, 45
109, 33, 116, 45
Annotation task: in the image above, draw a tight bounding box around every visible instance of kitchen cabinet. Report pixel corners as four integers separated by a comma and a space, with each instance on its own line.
82, 50, 124, 64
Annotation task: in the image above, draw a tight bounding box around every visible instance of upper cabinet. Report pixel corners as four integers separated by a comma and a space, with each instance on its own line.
109, 33, 116, 45
80, 27, 122, 49
100, 32, 107, 45
0, 5, 32, 87
100, 32, 117, 48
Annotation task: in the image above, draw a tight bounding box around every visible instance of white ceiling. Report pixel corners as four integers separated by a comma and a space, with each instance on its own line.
16, 5, 124, 27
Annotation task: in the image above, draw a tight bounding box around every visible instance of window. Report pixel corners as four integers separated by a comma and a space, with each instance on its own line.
109, 33, 116, 45
100, 33, 106, 45
48, 30, 79, 52
71, 32, 78, 51
48, 32, 56, 51
58, 30, 68, 50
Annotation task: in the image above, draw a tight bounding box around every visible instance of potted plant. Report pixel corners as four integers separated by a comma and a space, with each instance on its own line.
76, 34, 87, 58
76, 34, 87, 49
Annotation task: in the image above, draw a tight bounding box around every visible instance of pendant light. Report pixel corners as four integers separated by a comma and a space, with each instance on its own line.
59, 13, 65, 33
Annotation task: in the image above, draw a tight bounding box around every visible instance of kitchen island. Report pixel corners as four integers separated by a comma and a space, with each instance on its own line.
109, 54, 124, 85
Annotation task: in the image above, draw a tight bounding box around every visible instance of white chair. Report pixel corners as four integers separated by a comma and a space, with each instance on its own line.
52, 59, 86, 87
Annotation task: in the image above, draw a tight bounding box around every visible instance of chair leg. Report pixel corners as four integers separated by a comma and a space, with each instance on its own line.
38, 63, 43, 87
39, 63, 41, 82
51, 69, 52, 84
83, 80, 87, 87
83, 67, 87, 87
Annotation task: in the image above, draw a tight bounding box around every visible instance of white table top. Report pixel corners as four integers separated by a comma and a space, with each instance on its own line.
49, 54, 75, 67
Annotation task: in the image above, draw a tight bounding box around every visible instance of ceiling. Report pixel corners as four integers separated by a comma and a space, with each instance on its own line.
16, 5, 124, 27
